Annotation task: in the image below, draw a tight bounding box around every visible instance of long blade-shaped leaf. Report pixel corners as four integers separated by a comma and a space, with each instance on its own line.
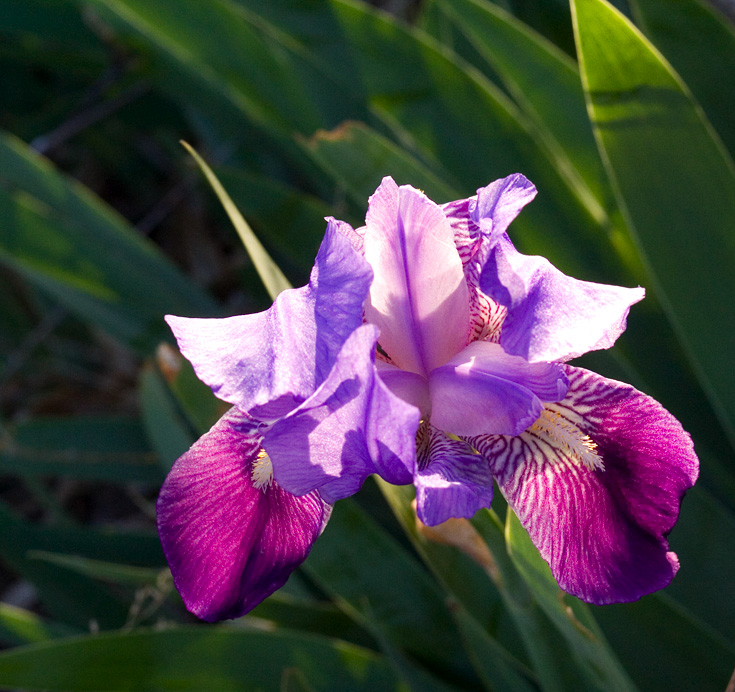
0, 131, 218, 351
0, 627, 404, 691
181, 141, 292, 300
629, 0, 735, 158
572, 0, 735, 448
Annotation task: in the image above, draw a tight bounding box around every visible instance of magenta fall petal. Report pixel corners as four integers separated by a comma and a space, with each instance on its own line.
469, 366, 698, 604
156, 409, 331, 621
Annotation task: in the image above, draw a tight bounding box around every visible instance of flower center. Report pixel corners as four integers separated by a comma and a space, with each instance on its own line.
529, 408, 603, 470
251, 450, 274, 491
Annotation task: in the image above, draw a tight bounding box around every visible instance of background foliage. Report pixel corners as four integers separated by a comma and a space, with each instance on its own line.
0, 0, 733, 690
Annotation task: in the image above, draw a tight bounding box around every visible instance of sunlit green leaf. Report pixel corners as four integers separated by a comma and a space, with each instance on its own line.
304, 499, 479, 687
630, 0, 735, 157
304, 121, 459, 205
505, 510, 638, 692
0, 603, 77, 647
182, 141, 292, 301
378, 482, 582, 692
572, 0, 735, 449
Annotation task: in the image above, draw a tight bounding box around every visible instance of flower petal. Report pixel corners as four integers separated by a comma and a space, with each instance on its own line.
166, 220, 373, 418
376, 361, 431, 417
265, 324, 420, 503
469, 366, 698, 604
157, 409, 331, 621
469, 173, 538, 241
429, 341, 568, 437
479, 233, 644, 363
414, 424, 494, 526
364, 177, 470, 376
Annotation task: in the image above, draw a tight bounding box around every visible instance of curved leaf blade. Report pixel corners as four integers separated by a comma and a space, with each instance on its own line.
0, 627, 403, 691
572, 0, 735, 447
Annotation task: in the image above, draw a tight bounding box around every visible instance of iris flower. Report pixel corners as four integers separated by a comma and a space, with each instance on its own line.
159, 173, 697, 619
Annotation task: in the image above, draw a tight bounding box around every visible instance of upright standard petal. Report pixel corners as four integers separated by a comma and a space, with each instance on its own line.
469, 366, 698, 604
414, 423, 495, 526
166, 220, 373, 418
469, 174, 538, 244
479, 233, 644, 363
265, 324, 420, 503
429, 341, 568, 437
363, 177, 470, 376
157, 409, 331, 621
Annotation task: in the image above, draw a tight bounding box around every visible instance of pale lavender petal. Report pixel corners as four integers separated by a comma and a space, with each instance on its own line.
480, 234, 645, 363
157, 409, 331, 621
469, 174, 538, 242
166, 220, 372, 419
429, 341, 568, 437
414, 423, 494, 526
264, 324, 420, 503
376, 361, 431, 417
469, 366, 698, 604
364, 177, 470, 376
328, 216, 364, 254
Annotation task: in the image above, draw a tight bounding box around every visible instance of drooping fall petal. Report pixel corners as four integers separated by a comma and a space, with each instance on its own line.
166, 220, 373, 419
469, 366, 698, 604
157, 409, 331, 621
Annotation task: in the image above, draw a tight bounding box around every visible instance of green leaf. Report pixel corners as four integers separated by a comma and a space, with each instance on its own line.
215, 168, 335, 279
661, 485, 735, 646
593, 592, 735, 692
250, 593, 377, 651
505, 510, 638, 692
0, 627, 404, 691
0, 131, 219, 352
377, 482, 579, 692
572, 0, 735, 449
304, 121, 460, 205
85, 0, 368, 137
303, 499, 479, 687
0, 416, 163, 484
27, 551, 166, 588
0, 603, 77, 647
0, 502, 161, 629
139, 364, 196, 472
431, 0, 612, 217
87, 0, 617, 287
182, 141, 292, 301
630, 0, 735, 158
451, 607, 538, 692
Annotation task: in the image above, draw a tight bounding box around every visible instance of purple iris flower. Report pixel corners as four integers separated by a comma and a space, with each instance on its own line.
271, 174, 697, 604
159, 173, 698, 620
